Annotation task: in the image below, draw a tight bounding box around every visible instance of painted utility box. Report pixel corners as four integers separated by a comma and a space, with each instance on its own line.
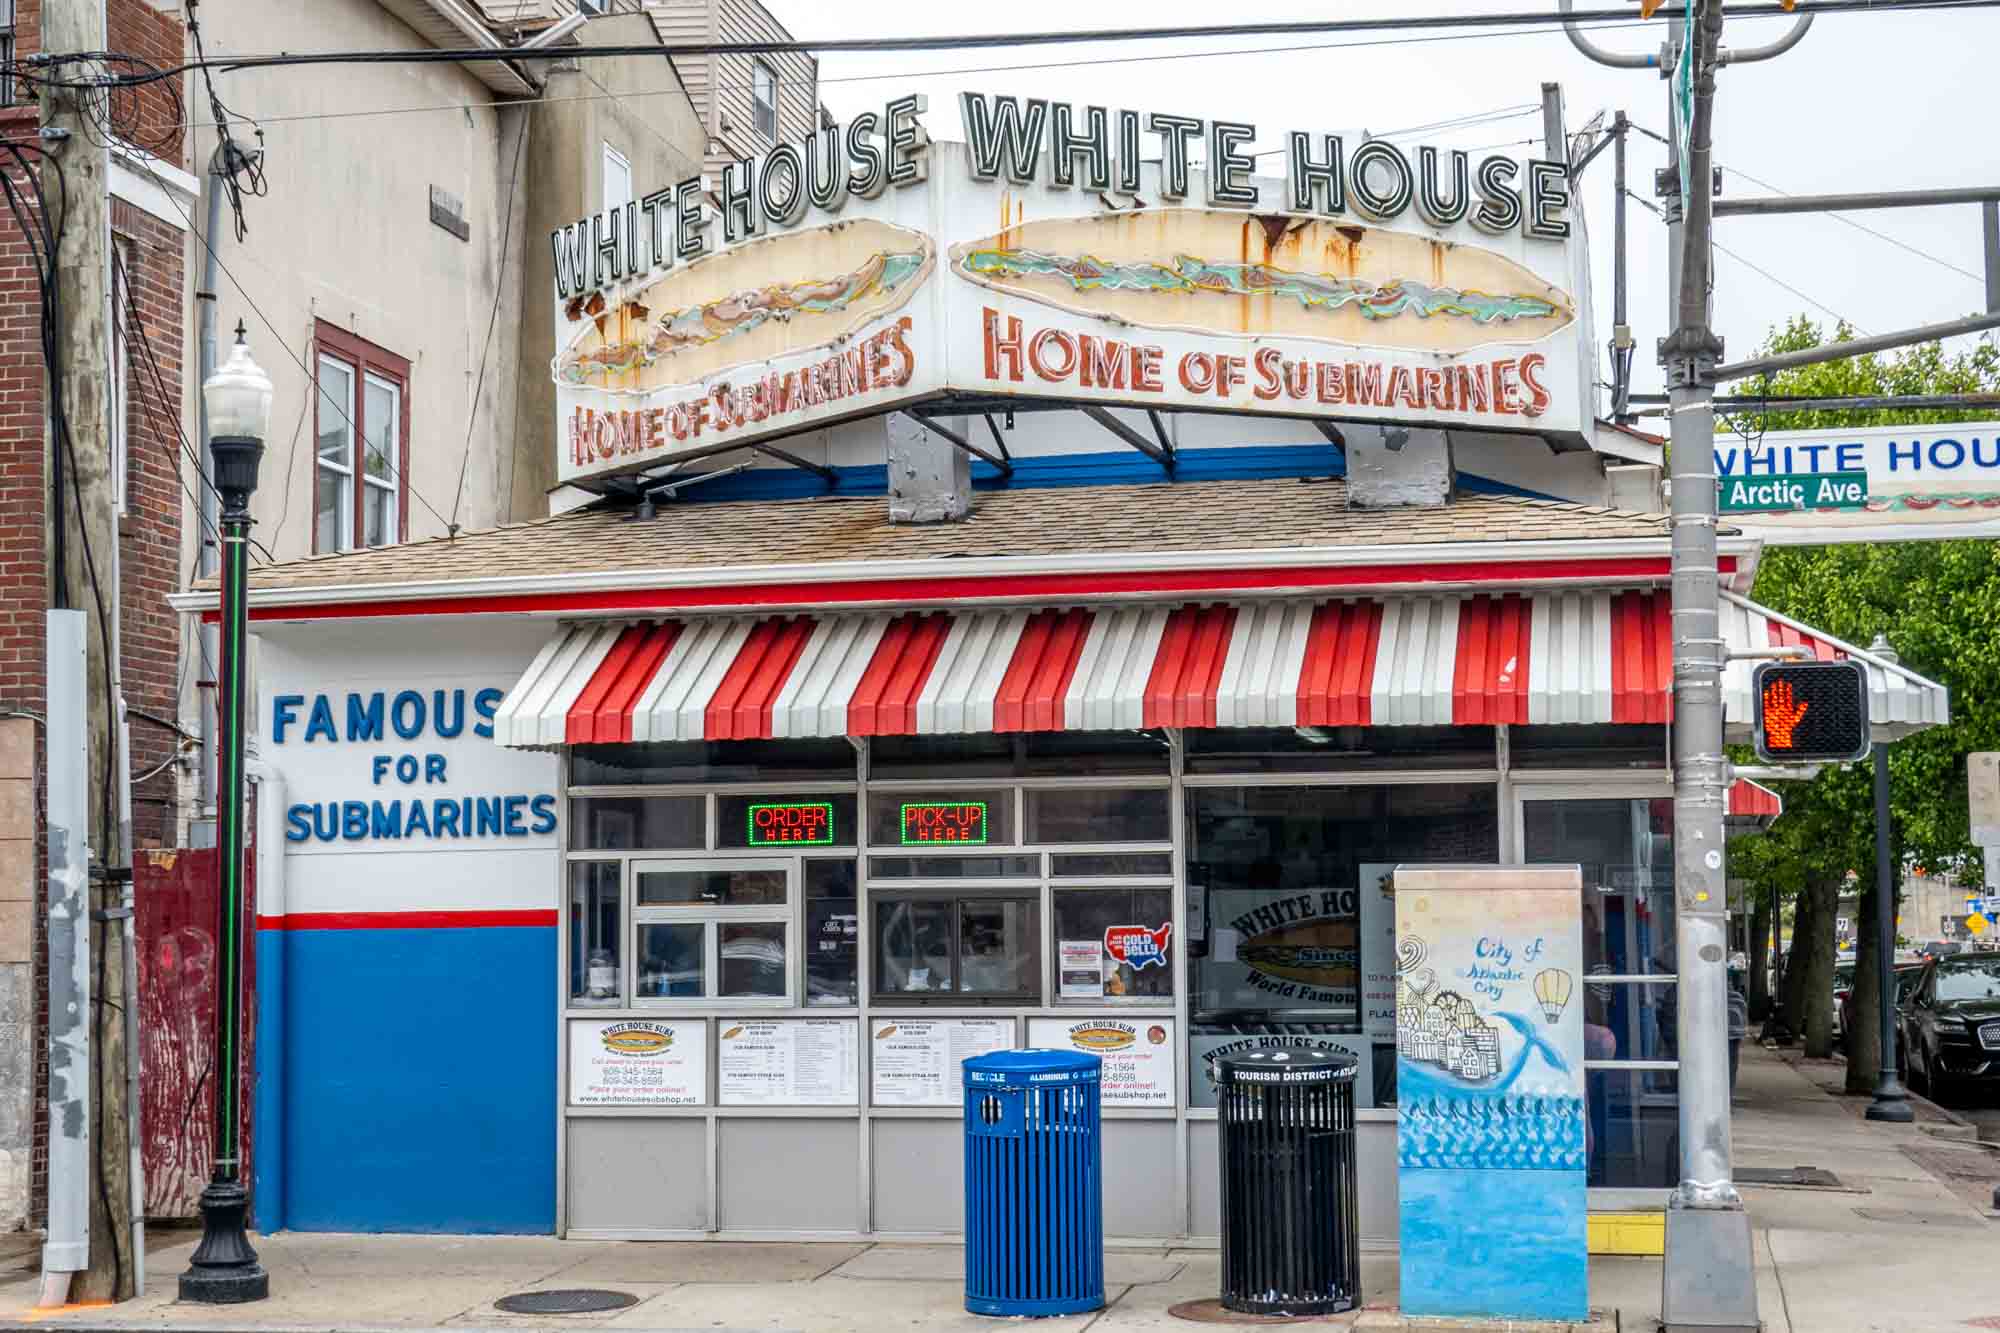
1394, 864, 1587, 1322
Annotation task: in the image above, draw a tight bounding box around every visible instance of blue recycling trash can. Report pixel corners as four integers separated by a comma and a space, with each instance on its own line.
962, 1049, 1104, 1317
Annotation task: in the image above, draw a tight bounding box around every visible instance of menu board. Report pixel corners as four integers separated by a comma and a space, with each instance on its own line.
869, 1017, 1013, 1106
1188, 1030, 1374, 1109
568, 1018, 706, 1106
718, 1018, 858, 1106
1028, 1017, 1176, 1107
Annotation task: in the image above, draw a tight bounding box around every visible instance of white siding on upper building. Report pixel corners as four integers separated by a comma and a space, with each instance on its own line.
641, 0, 817, 174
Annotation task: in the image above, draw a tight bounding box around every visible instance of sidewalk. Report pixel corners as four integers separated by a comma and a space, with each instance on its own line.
1, 1044, 1993, 1332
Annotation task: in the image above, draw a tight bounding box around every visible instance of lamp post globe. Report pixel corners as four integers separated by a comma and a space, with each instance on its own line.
180, 322, 271, 1303
203, 322, 271, 514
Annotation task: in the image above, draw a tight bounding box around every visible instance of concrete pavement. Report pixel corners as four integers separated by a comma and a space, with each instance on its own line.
0, 1044, 1993, 1332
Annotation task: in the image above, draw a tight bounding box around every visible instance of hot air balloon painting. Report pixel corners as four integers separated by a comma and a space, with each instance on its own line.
1533, 968, 1573, 1024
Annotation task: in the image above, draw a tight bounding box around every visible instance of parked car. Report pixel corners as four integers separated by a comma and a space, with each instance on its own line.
1838, 963, 1920, 1055
1900, 951, 2000, 1101
1918, 940, 1966, 961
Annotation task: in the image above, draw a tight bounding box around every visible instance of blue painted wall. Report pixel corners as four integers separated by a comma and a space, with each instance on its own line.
264, 925, 557, 1234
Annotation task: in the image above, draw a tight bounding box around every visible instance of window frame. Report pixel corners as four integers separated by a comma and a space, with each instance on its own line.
601, 141, 632, 213
750, 60, 779, 141
631, 855, 796, 1007
868, 884, 1043, 1008
312, 320, 410, 553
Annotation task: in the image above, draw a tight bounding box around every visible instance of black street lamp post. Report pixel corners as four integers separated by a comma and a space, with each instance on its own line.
1865, 634, 1913, 1125
181, 325, 273, 1303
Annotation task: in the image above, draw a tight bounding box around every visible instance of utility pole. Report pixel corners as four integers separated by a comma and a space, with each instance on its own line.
1558, 2, 1811, 1328
41, 0, 136, 1305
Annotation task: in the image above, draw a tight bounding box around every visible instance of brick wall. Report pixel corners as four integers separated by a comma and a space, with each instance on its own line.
1, 0, 190, 1231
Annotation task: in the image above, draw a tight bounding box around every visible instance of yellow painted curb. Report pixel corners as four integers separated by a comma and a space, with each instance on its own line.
1588, 1211, 1665, 1255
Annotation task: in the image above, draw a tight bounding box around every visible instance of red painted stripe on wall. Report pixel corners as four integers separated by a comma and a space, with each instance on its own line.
257, 909, 558, 932
236, 557, 1707, 623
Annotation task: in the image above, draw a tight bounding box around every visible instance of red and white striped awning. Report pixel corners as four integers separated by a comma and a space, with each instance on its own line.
491, 589, 1947, 748
1727, 779, 1783, 820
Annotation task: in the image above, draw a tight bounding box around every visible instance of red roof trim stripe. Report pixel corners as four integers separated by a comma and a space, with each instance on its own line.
236, 558, 1711, 623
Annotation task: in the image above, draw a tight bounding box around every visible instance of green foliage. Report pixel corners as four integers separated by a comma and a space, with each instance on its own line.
1727, 318, 2000, 895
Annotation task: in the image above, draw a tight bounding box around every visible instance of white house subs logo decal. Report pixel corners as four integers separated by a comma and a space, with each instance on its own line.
1231, 889, 1360, 1004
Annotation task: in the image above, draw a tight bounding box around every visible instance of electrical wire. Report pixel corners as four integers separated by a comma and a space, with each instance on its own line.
20, 0, 1999, 89
1628, 120, 1988, 288
1627, 187, 1865, 332
450, 107, 529, 535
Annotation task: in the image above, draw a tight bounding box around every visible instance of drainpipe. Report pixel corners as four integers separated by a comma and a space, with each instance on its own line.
245, 752, 286, 1234
117, 701, 144, 1293
193, 146, 226, 846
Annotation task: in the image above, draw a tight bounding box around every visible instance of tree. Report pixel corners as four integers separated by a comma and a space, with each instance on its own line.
1722, 317, 2000, 1087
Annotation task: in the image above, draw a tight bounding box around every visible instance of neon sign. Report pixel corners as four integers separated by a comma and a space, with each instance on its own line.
900, 801, 989, 845
747, 801, 836, 846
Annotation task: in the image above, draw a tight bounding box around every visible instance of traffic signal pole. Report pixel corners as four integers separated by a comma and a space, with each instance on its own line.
1559, 2, 1810, 1328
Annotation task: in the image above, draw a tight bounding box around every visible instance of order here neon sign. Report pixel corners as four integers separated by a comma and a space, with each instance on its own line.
747, 802, 836, 846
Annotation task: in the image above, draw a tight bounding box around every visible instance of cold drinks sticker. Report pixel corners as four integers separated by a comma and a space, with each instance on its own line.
1104, 922, 1172, 970
1028, 1017, 1176, 1107
568, 1018, 706, 1106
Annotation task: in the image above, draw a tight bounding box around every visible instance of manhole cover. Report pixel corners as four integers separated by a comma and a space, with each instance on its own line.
494, 1289, 639, 1315
1851, 1207, 1984, 1229
1168, 1297, 1359, 1325
1739, 1165, 1844, 1189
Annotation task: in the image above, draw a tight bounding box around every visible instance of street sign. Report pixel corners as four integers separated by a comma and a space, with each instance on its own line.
1717, 471, 1868, 514
1752, 660, 1870, 763
1964, 894, 2000, 917
1969, 912, 1990, 937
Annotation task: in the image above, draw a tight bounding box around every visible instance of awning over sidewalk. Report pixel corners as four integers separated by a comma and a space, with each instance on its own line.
491, 589, 1947, 748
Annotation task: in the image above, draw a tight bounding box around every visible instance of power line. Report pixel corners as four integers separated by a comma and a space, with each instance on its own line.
1628, 119, 1987, 288
1626, 187, 1864, 332
22, 0, 2000, 88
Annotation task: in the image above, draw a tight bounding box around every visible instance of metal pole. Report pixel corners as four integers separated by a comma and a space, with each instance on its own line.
1716, 309, 2000, 381
40, 612, 90, 1304
178, 402, 268, 1303
1865, 636, 1912, 1122
1984, 201, 2000, 314
1541, 82, 1566, 160
1713, 184, 2000, 216
1612, 113, 1632, 422
1662, 3, 1758, 1328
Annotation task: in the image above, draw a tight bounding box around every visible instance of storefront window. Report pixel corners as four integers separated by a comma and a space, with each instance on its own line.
721, 922, 788, 997
1050, 852, 1174, 878
1051, 886, 1173, 1002
637, 921, 704, 998
571, 738, 855, 785
867, 789, 1014, 847
1024, 787, 1170, 843
1510, 725, 1667, 770
804, 858, 857, 1006
716, 792, 858, 849
568, 861, 621, 1005
869, 730, 1168, 779
868, 854, 1038, 878
570, 794, 702, 850
1184, 726, 1496, 774
1524, 795, 1678, 1188
872, 891, 1039, 1004
637, 866, 786, 906
1184, 783, 1499, 1108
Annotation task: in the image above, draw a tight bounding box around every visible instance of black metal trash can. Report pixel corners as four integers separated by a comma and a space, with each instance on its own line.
1214, 1048, 1360, 1317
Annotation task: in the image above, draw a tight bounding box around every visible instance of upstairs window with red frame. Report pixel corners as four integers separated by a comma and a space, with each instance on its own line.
314, 322, 410, 552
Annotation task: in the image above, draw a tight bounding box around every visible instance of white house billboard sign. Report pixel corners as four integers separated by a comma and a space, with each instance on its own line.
1714, 421, 2000, 544
550, 94, 1594, 486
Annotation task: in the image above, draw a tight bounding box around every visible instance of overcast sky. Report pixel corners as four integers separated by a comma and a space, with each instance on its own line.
768, 0, 2000, 409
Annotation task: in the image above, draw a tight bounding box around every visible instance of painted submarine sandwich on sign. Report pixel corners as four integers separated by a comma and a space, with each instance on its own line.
555, 217, 933, 393
951, 209, 1573, 355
